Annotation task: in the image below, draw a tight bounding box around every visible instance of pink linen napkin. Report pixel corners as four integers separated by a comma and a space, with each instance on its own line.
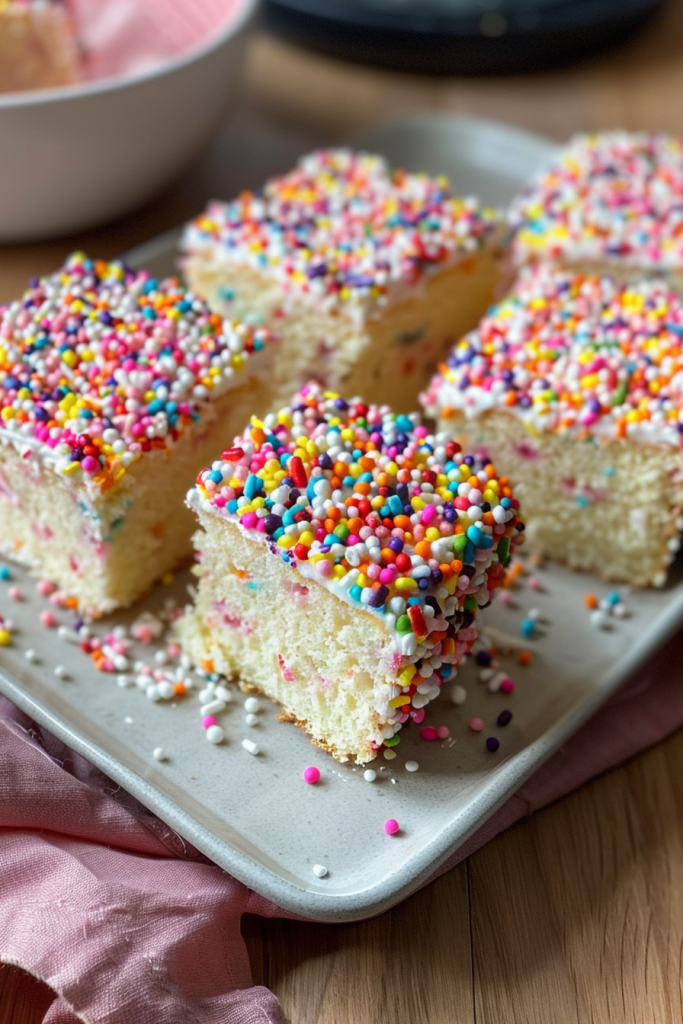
1, 628, 682, 1024
69, 0, 247, 83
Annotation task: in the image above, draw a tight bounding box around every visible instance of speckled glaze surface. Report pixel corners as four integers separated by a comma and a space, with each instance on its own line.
4, 117, 680, 924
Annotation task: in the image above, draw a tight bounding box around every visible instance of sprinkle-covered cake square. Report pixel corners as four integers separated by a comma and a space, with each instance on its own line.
0, 253, 276, 615
178, 383, 523, 763
182, 149, 502, 413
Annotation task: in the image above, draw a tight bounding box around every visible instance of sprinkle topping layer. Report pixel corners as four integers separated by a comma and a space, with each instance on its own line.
510, 132, 683, 269
0, 253, 272, 491
191, 384, 523, 659
423, 266, 683, 443
185, 149, 498, 310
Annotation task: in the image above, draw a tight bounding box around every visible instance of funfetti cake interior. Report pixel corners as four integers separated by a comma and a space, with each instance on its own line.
509, 132, 683, 295
177, 383, 524, 764
0, 0, 81, 94
422, 265, 683, 588
0, 253, 275, 616
182, 149, 502, 414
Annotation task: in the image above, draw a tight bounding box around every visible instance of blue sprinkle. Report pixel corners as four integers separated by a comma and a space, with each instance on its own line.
395, 415, 413, 432
0, 565, 11, 581
500, 497, 512, 509
464, 541, 476, 565
520, 618, 536, 639
606, 591, 621, 606
227, 499, 239, 514
602, 467, 616, 477
388, 495, 403, 516
466, 525, 483, 546
208, 470, 223, 484
576, 495, 589, 509
349, 585, 363, 602
244, 474, 262, 499
219, 287, 235, 301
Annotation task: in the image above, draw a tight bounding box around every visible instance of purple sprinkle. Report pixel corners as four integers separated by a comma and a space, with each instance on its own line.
486, 737, 500, 753
497, 710, 513, 727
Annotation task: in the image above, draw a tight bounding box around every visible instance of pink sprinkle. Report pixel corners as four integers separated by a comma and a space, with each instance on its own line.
421, 504, 437, 525
39, 610, 57, 628
420, 726, 438, 741
437, 726, 450, 740
8, 586, 22, 601
469, 717, 484, 733
316, 559, 332, 578
527, 576, 541, 590
302, 766, 321, 784
202, 715, 217, 729
411, 708, 426, 724
167, 644, 181, 657
241, 512, 258, 530
81, 456, 100, 474
384, 818, 400, 836
498, 590, 512, 606
500, 678, 516, 694
36, 579, 55, 597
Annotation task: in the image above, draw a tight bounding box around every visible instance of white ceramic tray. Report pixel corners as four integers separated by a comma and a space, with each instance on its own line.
3, 115, 683, 923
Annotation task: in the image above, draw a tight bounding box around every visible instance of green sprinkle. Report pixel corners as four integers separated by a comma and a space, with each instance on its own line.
497, 536, 510, 566
384, 734, 401, 747
396, 615, 412, 634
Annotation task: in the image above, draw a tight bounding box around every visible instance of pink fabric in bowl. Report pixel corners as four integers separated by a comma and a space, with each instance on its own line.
69, 0, 246, 82
0, 629, 682, 1023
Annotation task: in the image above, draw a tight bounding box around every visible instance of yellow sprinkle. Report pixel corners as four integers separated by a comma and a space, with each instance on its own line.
0, 629, 11, 646
395, 577, 418, 591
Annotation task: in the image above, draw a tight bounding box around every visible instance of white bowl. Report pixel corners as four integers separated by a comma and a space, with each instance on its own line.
0, 0, 258, 243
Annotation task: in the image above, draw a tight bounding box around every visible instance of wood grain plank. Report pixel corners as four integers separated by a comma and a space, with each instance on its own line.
242, 862, 474, 1024
469, 729, 683, 1024
0, 965, 54, 1024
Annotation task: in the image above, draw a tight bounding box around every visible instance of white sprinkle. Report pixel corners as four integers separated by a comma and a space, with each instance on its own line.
24, 648, 38, 663
488, 671, 508, 694
245, 713, 258, 727
383, 749, 397, 761
124, 716, 134, 724
363, 769, 377, 782
112, 655, 129, 672
198, 686, 215, 703
136, 674, 151, 690
201, 699, 226, 716
450, 684, 467, 705
53, 665, 69, 680
156, 681, 174, 700
215, 685, 233, 702
590, 610, 609, 630
206, 725, 225, 745
117, 674, 131, 688
241, 738, 260, 755
154, 650, 169, 665
57, 626, 78, 643
478, 667, 495, 683
153, 747, 167, 762
146, 684, 161, 702
405, 760, 419, 772
244, 696, 260, 714
527, 607, 540, 621
312, 864, 328, 878
612, 603, 629, 619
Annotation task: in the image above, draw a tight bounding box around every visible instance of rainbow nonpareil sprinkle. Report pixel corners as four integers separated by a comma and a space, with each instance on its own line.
0, 253, 273, 492
184, 149, 498, 312
422, 265, 683, 445
510, 132, 683, 269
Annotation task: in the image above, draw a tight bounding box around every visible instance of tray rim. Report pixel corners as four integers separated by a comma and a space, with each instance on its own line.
3, 113, 680, 922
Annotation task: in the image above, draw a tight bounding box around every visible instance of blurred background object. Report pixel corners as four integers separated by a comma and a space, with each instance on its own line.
265, 0, 666, 74
0, 0, 258, 242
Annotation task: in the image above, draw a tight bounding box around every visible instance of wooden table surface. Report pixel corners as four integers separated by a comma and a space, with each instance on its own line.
3, 10, 683, 1020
